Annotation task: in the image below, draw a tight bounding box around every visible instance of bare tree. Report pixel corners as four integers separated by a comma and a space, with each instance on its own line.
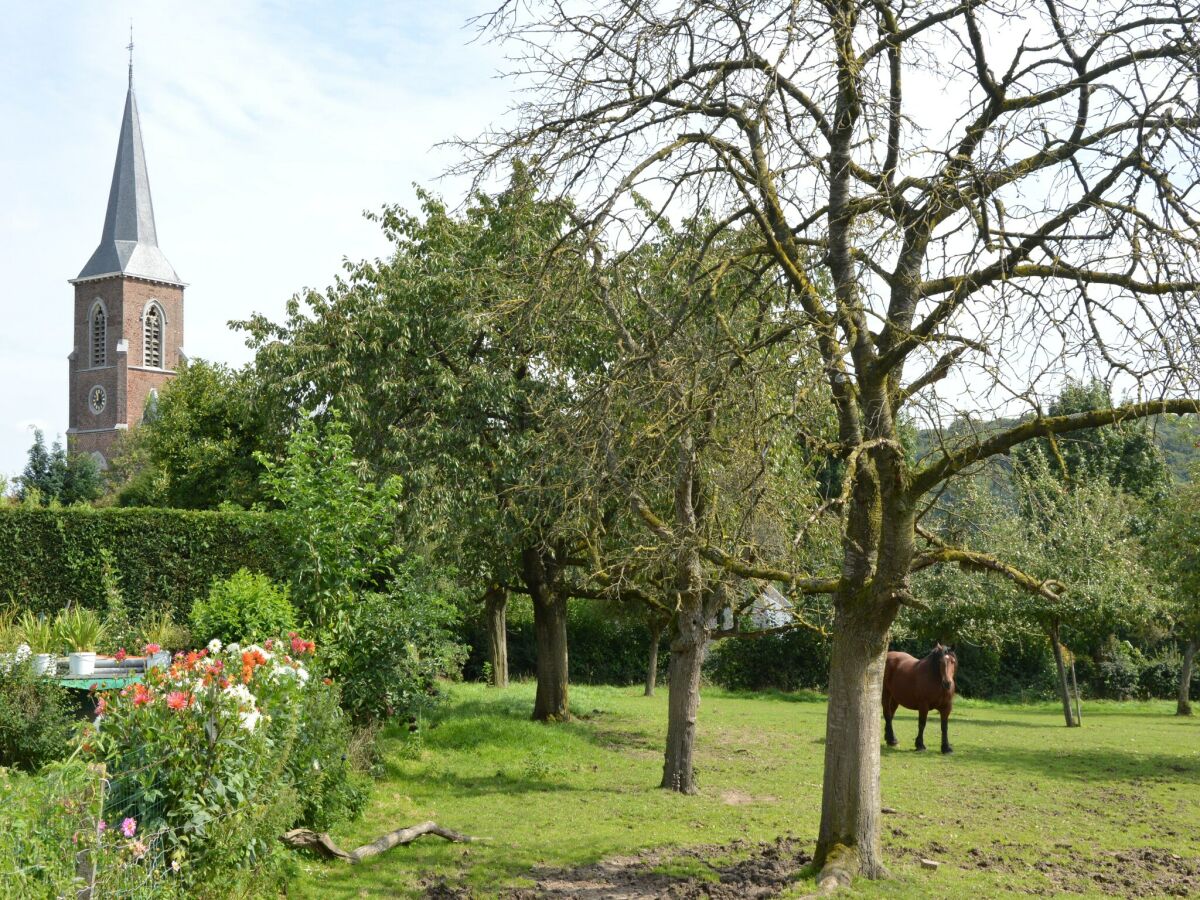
469, 0, 1200, 884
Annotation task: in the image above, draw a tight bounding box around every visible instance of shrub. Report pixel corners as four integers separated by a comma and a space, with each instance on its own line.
287, 674, 369, 830
190, 569, 295, 644
707, 624, 832, 692
328, 580, 467, 725
1094, 637, 1143, 700
0, 660, 75, 771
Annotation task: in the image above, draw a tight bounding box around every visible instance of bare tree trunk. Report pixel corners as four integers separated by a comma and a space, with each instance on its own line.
813, 607, 890, 883
523, 547, 569, 722
661, 598, 705, 792
1050, 625, 1077, 727
483, 585, 509, 688
645, 618, 664, 697
1179, 638, 1196, 717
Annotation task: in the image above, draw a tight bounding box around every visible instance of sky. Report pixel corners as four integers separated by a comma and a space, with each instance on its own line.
0, 0, 509, 482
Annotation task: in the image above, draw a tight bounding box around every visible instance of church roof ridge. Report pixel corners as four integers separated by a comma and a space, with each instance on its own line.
75, 81, 182, 286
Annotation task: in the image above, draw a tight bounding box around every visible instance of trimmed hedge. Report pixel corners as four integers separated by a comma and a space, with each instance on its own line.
0, 508, 289, 622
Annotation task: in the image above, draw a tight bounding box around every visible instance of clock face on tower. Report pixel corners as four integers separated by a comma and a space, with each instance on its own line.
89, 385, 107, 414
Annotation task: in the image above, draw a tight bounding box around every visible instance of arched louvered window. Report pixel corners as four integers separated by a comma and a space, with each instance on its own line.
143, 303, 163, 368
90, 303, 107, 367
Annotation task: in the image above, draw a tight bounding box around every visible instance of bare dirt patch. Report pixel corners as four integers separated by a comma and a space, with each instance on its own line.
434, 835, 812, 899
920, 843, 1200, 897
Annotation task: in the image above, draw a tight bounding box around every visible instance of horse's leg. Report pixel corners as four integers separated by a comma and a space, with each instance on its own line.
915, 708, 928, 751
884, 695, 898, 747
940, 706, 953, 754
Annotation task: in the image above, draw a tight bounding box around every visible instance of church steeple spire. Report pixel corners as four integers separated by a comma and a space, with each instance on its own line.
74, 59, 181, 286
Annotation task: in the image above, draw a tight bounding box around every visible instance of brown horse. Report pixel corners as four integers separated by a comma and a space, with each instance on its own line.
883, 644, 957, 754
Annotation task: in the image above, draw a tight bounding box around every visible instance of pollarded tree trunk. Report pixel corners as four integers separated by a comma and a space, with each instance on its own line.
1179, 638, 1196, 717
1049, 625, 1077, 727
645, 618, 664, 697
484, 585, 509, 688
522, 547, 570, 722
813, 604, 892, 883
661, 597, 706, 793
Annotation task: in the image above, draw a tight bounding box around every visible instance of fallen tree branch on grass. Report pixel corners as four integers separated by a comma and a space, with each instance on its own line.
280, 821, 477, 863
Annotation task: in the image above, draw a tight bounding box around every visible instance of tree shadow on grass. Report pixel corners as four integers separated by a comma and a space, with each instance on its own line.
958, 743, 1200, 784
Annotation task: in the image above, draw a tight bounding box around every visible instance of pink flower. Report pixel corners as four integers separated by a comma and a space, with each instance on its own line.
129, 839, 147, 859
95, 695, 108, 716
97, 820, 107, 834
115, 648, 127, 662
143, 643, 161, 655
121, 817, 137, 838
166, 691, 190, 711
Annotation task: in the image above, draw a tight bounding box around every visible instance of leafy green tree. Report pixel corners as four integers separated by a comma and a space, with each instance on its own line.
107, 360, 272, 509
1150, 475, 1200, 714
257, 415, 403, 631
17, 430, 102, 506
239, 169, 595, 721
1014, 380, 1171, 506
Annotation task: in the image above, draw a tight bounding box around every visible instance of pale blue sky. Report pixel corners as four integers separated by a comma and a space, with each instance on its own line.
0, 0, 508, 482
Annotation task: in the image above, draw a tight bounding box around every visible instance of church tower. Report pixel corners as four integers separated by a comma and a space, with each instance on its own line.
68, 62, 184, 467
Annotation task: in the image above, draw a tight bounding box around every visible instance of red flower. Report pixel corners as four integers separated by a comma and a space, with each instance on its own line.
290, 635, 316, 655
115, 648, 127, 662
132, 684, 153, 707
143, 643, 160, 655
166, 691, 190, 711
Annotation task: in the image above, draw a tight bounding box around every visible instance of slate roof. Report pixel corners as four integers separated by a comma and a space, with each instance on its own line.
74, 84, 182, 286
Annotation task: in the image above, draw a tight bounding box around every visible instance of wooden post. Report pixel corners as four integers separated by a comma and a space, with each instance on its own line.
1069, 658, 1082, 726
75, 763, 107, 900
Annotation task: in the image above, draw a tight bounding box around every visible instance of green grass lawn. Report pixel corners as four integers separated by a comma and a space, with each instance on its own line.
294, 682, 1200, 898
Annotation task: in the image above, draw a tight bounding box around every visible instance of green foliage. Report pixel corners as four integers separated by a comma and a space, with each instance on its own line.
0, 660, 74, 770
288, 676, 370, 830
140, 611, 191, 653
1012, 379, 1171, 505
1094, 636, 1144, 700
327, 576, 467, 725
107, 360, 273, 509
18, 428, 103, 507
189, 569, 295, 644
707, 626, 832, 692
258, 415, 403, 629
55, 606, 107, 652
0, 761, 100, 894
0, 507, 288, 623
16, 611, 55, 654
238, 171, 586, 600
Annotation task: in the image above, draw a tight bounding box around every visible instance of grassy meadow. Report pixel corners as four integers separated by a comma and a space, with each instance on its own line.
294, 682, 1200, 899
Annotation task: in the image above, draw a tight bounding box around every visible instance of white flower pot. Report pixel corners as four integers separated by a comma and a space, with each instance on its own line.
148, 651, 172, 670
33, 654, 54, 676
68, 652, 97, 677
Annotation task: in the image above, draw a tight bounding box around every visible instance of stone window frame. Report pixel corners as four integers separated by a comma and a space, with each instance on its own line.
142, 300, 166, 369
89, 299, 108, 368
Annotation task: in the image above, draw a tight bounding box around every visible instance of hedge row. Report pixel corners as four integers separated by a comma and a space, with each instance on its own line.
0, 508, 289, 622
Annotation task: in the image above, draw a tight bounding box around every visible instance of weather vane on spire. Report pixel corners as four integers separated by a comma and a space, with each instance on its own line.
127, 22, 134, 88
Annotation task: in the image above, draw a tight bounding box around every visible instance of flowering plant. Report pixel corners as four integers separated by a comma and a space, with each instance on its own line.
79, 635, 321, 885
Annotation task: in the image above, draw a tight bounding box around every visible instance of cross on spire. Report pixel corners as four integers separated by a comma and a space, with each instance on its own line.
127, 23, 134, 87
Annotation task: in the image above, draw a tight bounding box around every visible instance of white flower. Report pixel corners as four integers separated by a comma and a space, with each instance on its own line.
15, 643, 31, 663
223, 682, 257, 709
238, 708, 261, 732
312, 758, 321, 771
207, 639, 222, 654
226, 643, 240, 655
